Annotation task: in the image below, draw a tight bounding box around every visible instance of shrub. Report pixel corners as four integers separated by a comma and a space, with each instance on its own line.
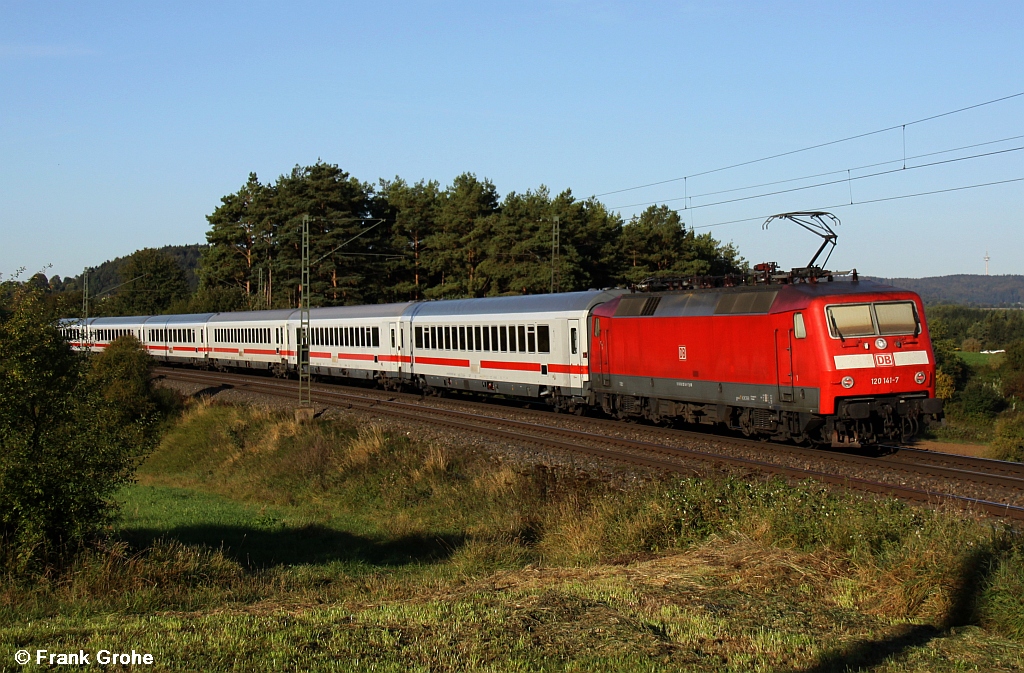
1005, 340, 1024, 372
962, 337, 983, 353
0, 286, 161, 573
1004, 371, 1024, 401
991, 414, 1024, 462
933, 339, 969, 391
935, 370, 956, 400
957, 382, 1006, 418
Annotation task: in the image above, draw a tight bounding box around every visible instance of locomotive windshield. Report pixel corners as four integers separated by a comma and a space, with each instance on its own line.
826, 301, 919, 339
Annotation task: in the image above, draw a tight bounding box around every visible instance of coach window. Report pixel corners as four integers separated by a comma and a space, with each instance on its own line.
415, 326, 423, 348
507, 325, 516, 352
593, 318, 601, 336
793, 313, 807, 339
482, 325, 491, 351
538, 325, 550, 353
570, 327, 578, 354
518, 326, 527, 353
467, 325, 474, 350
372, 327, 380, 347
527, 326, 536, 353
441, 326, 449, 350
474, 326, 482, 351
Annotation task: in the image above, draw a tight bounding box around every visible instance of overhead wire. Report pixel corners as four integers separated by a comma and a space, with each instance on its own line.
687, 177, 1024, 230
610, 133, 1024, 210
595, 90, 1024, 197
612, 144, 1024, 212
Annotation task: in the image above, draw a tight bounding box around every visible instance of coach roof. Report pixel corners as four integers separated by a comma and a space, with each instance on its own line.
304, 302, 415, 320
80, 315, 151, 326
406, 290, 627, 318
145, 313, 219, 325
208, 309, 297, 323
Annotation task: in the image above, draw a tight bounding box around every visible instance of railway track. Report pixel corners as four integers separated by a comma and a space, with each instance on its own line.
154, 367, 1024, 522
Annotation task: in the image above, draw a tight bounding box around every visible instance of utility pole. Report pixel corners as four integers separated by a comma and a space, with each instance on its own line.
82, 267, 91, 348
298, 215, 311, 410
550, 216, 560, 294
985, 251, 990, 276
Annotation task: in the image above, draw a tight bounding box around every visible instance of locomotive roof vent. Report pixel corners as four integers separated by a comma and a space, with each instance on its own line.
632, 211, 858, 293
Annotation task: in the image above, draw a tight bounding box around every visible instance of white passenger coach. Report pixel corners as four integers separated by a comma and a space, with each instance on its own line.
61, 289, 625, 405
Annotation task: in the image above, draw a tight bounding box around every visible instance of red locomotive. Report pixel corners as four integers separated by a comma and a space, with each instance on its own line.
590, 212, 943, 446
591, 276, 942, 446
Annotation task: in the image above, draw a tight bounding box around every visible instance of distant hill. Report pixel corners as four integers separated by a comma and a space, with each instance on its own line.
869, 274, 1024, 307
53, 244, 205, 295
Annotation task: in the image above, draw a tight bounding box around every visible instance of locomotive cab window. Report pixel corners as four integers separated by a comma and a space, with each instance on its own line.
875, 302, 919, 335
793, 313, 806, 339
826, 304, 874, 338
825, 302, 920, 338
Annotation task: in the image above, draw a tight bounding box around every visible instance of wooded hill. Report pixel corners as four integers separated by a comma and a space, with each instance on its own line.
873, 275, 1024, 307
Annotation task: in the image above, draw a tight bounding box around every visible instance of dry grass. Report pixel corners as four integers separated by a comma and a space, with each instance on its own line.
342, 423, 387, 469
6, 402, 1023, 672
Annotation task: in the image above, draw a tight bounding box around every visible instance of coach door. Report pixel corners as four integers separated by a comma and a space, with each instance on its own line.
568, 319, 583, 392
388, 322, 401, 374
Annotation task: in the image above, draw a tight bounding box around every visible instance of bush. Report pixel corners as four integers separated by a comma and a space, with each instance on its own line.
992, 414, 1024, 462
962, 337, 983, 353
1005, 340, 1024, 373
0, 286, 162, 573
1004, 371, 1024, 401
957, 382, 1006, 418
935, 370, 956, 400
933, 339, 969, 391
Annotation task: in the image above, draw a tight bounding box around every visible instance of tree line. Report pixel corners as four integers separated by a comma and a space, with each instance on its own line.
48, 162, 745, 316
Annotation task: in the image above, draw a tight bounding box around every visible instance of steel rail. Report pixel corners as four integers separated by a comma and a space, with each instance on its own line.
878, 444, 1024, 479
155, 368, 1024, 521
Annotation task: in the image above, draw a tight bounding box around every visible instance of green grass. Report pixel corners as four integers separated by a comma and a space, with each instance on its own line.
3, 398, 1024, 671
957, 351, 1005, 367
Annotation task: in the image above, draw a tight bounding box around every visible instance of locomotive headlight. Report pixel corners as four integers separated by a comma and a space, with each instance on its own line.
915, 371, 927, 385
875, 337, 888, 349
841, 376, 855, 389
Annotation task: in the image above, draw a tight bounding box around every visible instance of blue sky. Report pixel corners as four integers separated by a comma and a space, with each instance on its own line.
1, 1, 1021, 280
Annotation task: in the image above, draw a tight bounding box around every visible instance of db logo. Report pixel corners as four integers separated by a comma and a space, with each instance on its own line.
874, 353, 895, 367
678, 346, 687, 361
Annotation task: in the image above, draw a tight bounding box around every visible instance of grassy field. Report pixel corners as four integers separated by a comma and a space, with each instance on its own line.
957, 351, 1005, 368
3, 398, 1024, 671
